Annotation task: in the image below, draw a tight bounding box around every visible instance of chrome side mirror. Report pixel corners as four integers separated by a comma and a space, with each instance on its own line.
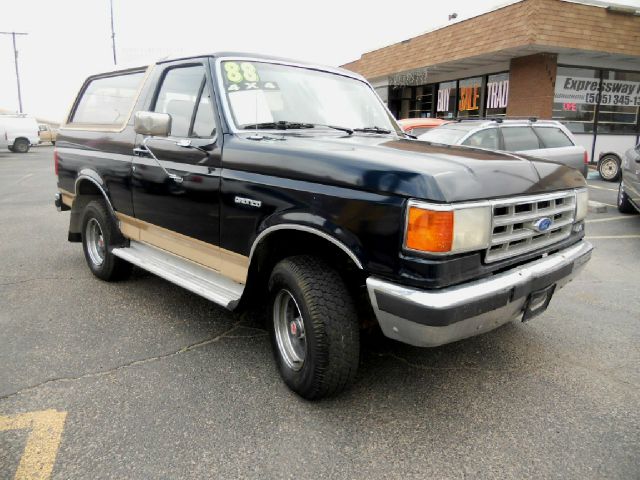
134, 111, 171, 137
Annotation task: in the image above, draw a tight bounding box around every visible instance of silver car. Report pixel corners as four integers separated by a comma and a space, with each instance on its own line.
417, 119, 589, 178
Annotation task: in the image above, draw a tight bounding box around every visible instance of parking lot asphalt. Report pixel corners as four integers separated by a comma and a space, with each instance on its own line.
1, 146, 638, 479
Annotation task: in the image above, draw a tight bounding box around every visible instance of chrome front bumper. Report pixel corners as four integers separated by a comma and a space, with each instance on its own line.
366, 241, 593, 347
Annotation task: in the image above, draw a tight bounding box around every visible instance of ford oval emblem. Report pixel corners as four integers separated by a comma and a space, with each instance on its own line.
533, 217, 553, 232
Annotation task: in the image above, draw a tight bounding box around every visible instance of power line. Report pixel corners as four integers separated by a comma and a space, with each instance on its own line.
0, 31, 28, 113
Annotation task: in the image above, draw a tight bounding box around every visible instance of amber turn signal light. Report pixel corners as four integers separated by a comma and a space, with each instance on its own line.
405, 206, 454, 252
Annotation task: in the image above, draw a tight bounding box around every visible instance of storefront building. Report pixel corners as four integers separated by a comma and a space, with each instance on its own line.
342, 0, 640, 165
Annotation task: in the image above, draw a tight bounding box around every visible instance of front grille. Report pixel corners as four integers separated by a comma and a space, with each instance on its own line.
485, 191, 576, 263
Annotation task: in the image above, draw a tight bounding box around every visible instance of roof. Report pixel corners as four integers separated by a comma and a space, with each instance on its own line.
87, 51, 366, 84
341, 0, 640, 81
397, 118, 450, 128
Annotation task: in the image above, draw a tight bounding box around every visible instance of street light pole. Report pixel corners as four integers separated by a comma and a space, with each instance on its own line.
110, 0, 117, 65
0, 31, 28, 113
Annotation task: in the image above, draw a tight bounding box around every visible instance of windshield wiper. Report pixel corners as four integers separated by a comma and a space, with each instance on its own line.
353, 126, 392, 134
242, 121, 315, 130
242, 121, 354, 135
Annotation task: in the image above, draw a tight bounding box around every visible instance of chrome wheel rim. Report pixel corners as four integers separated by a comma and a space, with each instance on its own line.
600, 158, 618, 180
273, 289, 306, 371
86, 218, 106, 266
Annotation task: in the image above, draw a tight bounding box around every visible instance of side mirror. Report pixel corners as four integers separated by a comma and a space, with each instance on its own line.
134, 111, 171, 137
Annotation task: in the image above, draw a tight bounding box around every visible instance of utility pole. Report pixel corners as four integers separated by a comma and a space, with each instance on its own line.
0, 31, 28, 113
110, 0, 117, 65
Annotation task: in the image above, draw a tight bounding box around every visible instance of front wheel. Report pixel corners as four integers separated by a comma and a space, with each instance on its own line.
12, 138, 30, 153
598, 155, 621, 182
618, 182, 637, 214
81, 200, 132, 281
268, 256, 359, 400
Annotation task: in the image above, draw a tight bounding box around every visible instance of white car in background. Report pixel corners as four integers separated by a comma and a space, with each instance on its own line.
0, 113, 40, 153
418, 119, 589, 178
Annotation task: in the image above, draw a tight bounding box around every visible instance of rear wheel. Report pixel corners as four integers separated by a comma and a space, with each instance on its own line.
81, 200, 132, 281
268, 256, 359, 400
618, 182, 637, 214
598, 155, 621, 182
12, 138, 30, 153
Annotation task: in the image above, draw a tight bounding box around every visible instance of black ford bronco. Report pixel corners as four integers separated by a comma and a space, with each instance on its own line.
55, 53, 592, 399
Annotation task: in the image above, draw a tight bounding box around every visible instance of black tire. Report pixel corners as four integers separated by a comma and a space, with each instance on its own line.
13, 138, 30, 153
268, 256, 359, 400
7, 146, 15, 153
81, 200, 132, 281
617, 182, 637, 214
598, 155, 621, 182
51, 141, 56, 146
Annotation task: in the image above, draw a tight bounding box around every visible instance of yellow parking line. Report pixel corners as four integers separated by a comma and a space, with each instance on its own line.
586, 235, 640, 239
0, 410, 67, 480
588, 184, 617, 192
586, 216, 637, 224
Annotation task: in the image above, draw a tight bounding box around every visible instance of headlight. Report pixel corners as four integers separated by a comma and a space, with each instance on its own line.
404, 200, 491, 254
575, 188, 588, 221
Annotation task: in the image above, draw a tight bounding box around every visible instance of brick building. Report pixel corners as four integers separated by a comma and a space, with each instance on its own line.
342, 0, 640, 165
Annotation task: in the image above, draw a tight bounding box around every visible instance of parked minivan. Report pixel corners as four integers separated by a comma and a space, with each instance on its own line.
418, 119, 589, 178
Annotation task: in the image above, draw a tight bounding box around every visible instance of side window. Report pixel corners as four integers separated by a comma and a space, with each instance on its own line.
192, 91, 216, 138
71, 71, 145, 125
462, 128, 499, 149
533, 127, 573, 148
501, 127, 541, 151
153, 65, 216, 138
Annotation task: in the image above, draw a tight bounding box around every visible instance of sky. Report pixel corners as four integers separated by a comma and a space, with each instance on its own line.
1, 0, 638, 122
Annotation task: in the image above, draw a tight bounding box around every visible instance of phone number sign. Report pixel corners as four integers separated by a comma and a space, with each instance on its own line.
554, 75, 640, 106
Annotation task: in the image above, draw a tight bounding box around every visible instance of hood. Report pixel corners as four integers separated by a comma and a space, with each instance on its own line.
224, 133, 586, 203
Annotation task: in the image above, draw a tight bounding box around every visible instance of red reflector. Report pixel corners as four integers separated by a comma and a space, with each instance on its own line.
583, 150, 588, 164
54, 149, 59, 175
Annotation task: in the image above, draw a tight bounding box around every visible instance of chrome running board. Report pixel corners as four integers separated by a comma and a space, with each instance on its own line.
112, 241, 243, 309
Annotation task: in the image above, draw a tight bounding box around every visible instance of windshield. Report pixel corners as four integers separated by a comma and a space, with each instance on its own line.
417, 125, 475, 145
219, 60, 399, 133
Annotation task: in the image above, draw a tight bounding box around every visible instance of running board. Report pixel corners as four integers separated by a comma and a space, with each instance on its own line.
112, 241, 244, 309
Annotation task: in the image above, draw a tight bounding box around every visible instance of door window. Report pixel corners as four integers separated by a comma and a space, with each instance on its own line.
501, 127, 541, 151
533, 127, 573, 148
153, 65, 216, 138
462, 128, 499, 149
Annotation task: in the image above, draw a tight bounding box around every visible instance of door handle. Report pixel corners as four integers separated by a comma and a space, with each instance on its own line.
133, 147, 150, 157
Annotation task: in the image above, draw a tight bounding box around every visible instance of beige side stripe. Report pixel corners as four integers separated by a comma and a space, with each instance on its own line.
115, 212, 249, 284
59, 189, 75, 208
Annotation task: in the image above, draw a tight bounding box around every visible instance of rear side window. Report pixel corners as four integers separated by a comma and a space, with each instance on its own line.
533, 127, 573, 148
501, 127, 541, 151
71, 72, 145, 125
153, 65, 216, 138
462, 128, 499, 149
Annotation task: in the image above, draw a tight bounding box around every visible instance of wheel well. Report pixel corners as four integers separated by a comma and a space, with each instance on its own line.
598, 152, 621, 163
68, 179, 114, 241
239, 229, 369, 315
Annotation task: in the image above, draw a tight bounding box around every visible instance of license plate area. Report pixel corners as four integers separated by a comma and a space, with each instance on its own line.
522, 284, 556, 322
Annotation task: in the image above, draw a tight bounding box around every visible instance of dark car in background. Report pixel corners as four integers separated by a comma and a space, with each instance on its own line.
618, 142, 640, 214
418, 119, 589, 178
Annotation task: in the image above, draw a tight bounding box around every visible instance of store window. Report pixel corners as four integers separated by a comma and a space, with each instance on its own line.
596, 70, 640, 135
458, 77, 482, 119
437, 81, 457, 119
553, 66, 598, 134
485, 73, 509, 118
409, 84, 435, 118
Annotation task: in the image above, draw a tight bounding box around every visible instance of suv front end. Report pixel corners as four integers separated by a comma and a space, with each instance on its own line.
366, 188, 593, 347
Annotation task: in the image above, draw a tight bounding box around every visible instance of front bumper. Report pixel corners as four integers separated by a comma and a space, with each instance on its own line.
367, 241, 593, 347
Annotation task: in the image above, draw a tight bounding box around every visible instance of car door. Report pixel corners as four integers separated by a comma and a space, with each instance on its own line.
623, 143, 640, 206
532, 126, 586, 175
131, 60, 223, 266
461, 127, 500, 150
